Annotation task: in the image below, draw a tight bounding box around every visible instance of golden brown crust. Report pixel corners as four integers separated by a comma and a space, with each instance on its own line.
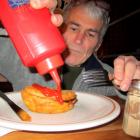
21, 86, 77, 114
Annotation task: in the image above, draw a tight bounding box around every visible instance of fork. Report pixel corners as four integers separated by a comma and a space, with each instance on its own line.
82, 69, 127, 100
82, 69, 113, 88
0, 90, 31, 121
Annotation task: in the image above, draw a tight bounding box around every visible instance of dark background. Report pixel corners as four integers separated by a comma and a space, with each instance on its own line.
98, 0, 140, 66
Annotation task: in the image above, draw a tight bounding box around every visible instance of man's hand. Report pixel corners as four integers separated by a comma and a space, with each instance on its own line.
113, 56, 140, 91
30, 0, 57, 9
30, 0, 63, 26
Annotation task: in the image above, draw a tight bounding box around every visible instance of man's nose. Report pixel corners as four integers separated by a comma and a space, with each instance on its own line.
74, 32, 85, 44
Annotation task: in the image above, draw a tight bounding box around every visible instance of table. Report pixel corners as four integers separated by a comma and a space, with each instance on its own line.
0, 97, 138, 140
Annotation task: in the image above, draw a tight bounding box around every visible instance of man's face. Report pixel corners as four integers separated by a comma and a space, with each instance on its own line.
62, 5, 103, 66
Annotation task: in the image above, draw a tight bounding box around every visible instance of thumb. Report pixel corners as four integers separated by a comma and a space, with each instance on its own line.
51, 14, 63, 27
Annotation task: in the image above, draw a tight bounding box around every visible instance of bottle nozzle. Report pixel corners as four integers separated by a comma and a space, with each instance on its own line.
50, 69, 63, 103
49, 69, 61, 89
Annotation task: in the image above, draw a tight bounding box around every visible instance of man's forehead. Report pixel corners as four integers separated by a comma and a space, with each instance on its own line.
68, 21, 100, 35
67, 7, 103, 32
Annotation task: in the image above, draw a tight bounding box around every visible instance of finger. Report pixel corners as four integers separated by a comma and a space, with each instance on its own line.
51, 14, 63, 27
108, 72, 114, 80
113, 79, 122, 86
120, 57, 137, 91
113, 56, 125, 81
133, 64, 140, 79
30, 0, 57, 10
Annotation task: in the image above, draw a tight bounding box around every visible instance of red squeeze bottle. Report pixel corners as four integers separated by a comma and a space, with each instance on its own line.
0, 0, 65, 101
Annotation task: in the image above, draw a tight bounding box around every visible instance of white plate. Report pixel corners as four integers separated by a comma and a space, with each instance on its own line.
0, 92, 120, 132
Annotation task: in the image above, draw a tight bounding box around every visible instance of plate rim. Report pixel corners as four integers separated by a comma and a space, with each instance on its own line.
0, 91, 120, 132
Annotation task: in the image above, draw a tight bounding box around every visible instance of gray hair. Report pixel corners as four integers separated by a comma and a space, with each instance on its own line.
63, 0, 110, 39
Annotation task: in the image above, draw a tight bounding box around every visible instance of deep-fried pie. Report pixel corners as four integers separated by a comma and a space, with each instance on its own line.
21, 85, 77, 114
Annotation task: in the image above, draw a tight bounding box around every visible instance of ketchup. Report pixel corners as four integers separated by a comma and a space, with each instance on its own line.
32, 84, 63, 103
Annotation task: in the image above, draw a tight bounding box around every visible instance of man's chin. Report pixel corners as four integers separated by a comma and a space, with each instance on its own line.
65, 60, 82, 67
64, 55, 88, 66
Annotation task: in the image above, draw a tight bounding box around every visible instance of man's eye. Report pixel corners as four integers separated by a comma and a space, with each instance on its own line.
70, 26, 78, 31
87, 33, 95, 38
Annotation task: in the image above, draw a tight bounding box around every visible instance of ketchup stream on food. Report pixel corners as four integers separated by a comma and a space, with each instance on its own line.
32, 83, 63, 103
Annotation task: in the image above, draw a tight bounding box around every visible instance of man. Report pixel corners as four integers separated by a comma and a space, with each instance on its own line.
30, 0, 140, 97
0, 0, 140, 97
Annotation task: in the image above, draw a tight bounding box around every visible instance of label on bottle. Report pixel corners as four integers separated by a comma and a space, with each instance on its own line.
8, 0, 29, 8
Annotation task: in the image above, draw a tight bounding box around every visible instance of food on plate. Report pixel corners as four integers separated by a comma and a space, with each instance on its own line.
21, 84, 77, 114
